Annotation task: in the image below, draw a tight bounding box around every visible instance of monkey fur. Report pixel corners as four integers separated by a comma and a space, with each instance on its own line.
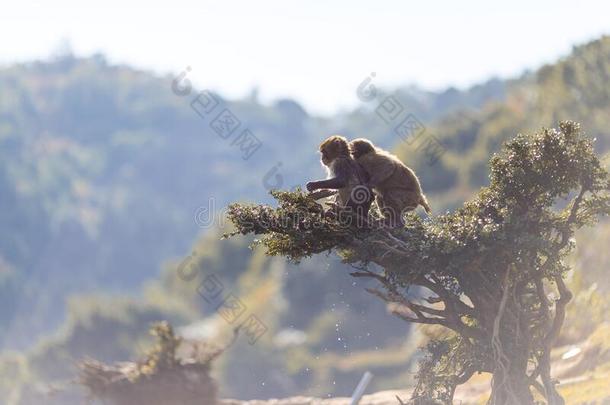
350, 138, 431, 227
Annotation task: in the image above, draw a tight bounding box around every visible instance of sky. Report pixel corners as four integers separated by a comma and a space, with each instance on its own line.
2, 0, 610, 115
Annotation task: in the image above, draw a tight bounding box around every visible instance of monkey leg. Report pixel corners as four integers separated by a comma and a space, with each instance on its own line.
397, 190, 422, 213
377, 194, 405, 228
378, 190, 424, 227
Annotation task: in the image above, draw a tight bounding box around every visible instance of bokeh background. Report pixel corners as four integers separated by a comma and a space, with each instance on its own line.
1, 1, 609, 403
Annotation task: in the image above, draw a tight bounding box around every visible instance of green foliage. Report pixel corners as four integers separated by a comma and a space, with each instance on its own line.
226, 189, 374, 262
412, 334, 481, 404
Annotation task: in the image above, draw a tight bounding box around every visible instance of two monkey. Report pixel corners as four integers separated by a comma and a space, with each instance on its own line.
306, 135, 431, 227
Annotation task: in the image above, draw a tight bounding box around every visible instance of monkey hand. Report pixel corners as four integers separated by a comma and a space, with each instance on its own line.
306, 181, 319, 192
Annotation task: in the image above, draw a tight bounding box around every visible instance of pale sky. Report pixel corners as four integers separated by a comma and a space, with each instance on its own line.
2, 0, 609, 115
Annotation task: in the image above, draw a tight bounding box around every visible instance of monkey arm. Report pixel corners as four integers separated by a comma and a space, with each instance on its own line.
307, 176, 348, 190
306, 159, 351, 191
308, 189, 337, 200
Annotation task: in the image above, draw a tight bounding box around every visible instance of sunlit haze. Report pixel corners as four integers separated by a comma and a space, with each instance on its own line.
2, 0, 609, 114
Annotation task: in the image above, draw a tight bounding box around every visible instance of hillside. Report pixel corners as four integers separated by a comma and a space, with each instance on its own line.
395, 36, 610, 207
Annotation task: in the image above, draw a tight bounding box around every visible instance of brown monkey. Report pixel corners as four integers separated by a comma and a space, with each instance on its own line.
306, 135, 373, 221
350, 138, 431, 227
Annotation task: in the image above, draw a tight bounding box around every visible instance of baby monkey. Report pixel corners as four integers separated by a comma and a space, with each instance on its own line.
350, 138, 431, 227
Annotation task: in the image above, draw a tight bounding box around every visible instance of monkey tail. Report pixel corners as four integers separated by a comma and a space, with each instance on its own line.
420, 194, 432, 215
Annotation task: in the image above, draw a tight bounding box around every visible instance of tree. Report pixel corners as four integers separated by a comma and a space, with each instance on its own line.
79, 322, 228, 405
226, 122, 609, 404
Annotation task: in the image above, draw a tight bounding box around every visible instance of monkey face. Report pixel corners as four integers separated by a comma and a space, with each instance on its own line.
319, 135, 349, 166
320, 149, 332, 166
350, 138, 375, 160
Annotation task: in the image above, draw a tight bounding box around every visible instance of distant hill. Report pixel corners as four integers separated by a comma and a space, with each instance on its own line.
395, 36, 610, 206
0, 51, 507, 349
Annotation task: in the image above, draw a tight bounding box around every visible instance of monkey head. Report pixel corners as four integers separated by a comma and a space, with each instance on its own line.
349, 138, 376, 160
319, 135, 349, 166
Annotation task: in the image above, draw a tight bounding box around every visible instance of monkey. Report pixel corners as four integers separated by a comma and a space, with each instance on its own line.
306, 135, 374, 223
349, 138, 431, 227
